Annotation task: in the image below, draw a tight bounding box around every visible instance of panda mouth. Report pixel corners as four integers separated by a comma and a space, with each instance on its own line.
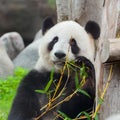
53, 61, 65, 66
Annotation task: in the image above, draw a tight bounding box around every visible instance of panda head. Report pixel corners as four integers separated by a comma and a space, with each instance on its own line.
35, 17, 100, 72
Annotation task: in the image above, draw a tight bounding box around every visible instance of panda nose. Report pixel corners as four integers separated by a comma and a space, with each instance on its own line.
54, 52, 66, 59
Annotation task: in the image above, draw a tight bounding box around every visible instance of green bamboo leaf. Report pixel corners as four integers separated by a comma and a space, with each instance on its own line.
94, 113, 99, 120
77, 89, 90, 98
75, 72, 79, 89
44, 68, 54, 92
76, 111, 91, 119
80, 63, 88, 78
35, 89, 46, 94
58, 111, 72, 120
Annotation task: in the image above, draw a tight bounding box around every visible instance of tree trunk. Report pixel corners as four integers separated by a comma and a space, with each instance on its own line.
56, 0, 71, 21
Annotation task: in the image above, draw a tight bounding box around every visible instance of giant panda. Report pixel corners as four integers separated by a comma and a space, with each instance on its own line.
8, 17, 100, 120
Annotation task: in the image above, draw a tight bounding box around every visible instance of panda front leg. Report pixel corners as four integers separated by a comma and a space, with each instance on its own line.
8, 70, 45, 120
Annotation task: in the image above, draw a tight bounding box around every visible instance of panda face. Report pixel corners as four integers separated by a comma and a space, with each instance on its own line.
35, 20, 99, 72
47, 35, 80, 69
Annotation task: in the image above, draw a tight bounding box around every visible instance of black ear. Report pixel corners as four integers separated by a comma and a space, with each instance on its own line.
85, 21, 100, 39
42, 16, 54, 35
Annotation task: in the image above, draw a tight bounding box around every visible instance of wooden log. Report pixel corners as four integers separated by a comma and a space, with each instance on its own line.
108, 39, 120, 62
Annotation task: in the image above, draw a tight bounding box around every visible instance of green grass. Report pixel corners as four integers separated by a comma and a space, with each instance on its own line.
0, 67, 28, 120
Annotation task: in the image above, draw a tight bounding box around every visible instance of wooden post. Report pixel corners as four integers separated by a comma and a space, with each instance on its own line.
56, 0, 120, 119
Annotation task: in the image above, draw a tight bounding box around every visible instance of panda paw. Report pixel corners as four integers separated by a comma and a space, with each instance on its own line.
75, 56, 93, 66
75, 56, 95, 74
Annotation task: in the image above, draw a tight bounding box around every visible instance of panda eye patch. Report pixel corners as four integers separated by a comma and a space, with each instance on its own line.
69, 38, 80, 54
69, 38, 77, 46
48, 36, 58, 51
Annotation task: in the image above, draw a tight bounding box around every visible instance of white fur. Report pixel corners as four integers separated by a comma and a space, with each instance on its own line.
35, 21, 95, 72
34, 29, 43, 41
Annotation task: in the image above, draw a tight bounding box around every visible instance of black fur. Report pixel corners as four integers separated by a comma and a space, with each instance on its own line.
48, 36, 58, 51
85, 21, 100, 39
8, 57, 95, 120
42, 16, 54, 35
70, 38, 80, 54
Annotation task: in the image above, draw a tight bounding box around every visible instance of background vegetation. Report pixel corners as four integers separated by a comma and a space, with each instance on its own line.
0, 68, 28, 120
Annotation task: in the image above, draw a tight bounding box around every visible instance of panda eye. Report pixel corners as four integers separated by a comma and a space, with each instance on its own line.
52, 36, 58, 43
48, 36, 58, 51
69, 38, 77, 46
69, 38, 80, 54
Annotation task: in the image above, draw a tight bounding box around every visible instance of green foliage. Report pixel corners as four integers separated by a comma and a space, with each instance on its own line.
94, 113, 99, 120
0, 67, 28, 120
77, 89, 90, 98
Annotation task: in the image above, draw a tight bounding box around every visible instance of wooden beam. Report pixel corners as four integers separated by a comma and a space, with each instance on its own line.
108, 39, 120, 62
